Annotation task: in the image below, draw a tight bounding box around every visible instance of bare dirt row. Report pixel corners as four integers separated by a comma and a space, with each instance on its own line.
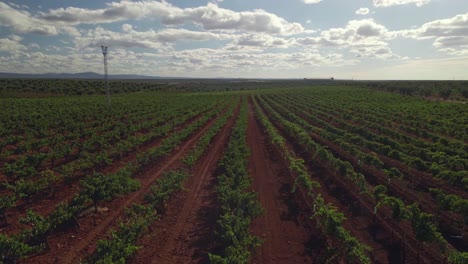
130, 98, 241, 263
22, 102, 233, 264
246, 99, 322, 264
2, 104, 222, 236
257, 94, 447, 263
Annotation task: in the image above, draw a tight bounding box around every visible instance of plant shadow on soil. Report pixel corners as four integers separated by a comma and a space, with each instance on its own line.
278, 182, 301, 223
278, 181, 324, 261
189, 176, 220, 264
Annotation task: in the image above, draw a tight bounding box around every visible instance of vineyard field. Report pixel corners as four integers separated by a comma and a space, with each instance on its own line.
0, 83, 466, 264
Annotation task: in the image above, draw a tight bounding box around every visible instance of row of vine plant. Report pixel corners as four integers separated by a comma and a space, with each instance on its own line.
252, 96, 372, 264
0, 99, 235, 263
0, 99, 226, 221
84, 97, 239, 263
255, 94, 467, 263
208, 98, 264, 264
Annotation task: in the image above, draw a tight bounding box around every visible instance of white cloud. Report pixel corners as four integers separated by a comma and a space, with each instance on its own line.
355, 8, 370, 15
399, 12, 468, 54
295, 37, 338, 47
320, 19, 395, 45
0, 36, 27, 54
0, 2, 57, 35
351, 56, 468, 79
8, 34, 23, 42
302, 0, 322, 4
352, 46, 404, 59
39, 2, 304, 35
76, 27, 233, 50
417, 13, 468, 39
28, 43, 40, 49
373, 0, 431, 8
296, 19, 401, 60
234, 34, 294, 48
121, 23, 133, 32
159, 47, 354, 76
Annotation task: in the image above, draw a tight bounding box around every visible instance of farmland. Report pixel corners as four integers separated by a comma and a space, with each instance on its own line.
0, 80, 467, 263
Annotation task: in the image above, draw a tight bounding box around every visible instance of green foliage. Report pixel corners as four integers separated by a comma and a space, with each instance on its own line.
38, 169, 59, 198
448, 251, 468, 264
19, 209, 51, 247
314, 196, 346, 235
0, 79, 163, 96
145, 170, 189, 213
85, 166, 192, 263
0, 195, 16, 217
210, 99, 263, 264
6, 179, 43, 202
373, 185, 387, 202
312, 196, 371, 264
84, 204, 154, 264
429, 188, 468, 223
80, 171, 140, 212
182, 103, 235, 167
407, 204, 445, 247
253, 95, 371, 263
0, 234, 34, 263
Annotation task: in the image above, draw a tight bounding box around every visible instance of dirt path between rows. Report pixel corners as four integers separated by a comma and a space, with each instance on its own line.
131, 100, 241, 264
3, 105, 218, 236
247, 98, 316, 264
23, 105, 229, 264
256, 95, 446, 263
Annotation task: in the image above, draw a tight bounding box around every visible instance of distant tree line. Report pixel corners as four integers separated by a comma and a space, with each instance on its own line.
0, 79, 165, 97
344, 80, 468, 101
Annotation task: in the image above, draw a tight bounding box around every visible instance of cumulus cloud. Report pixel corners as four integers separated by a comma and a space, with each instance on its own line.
355, 8, 370, 15
320, 19, 394, 45
352, 46, 403, 59
0, 2, 57, 35
295, 19, 402, 60
76, 27, 233, 50
161, 47, 354, 75
295, 37, 337, 47
373, 0, 431, 7
121, 23, 133, 32
302, 0, 322, 4
400, 12, 468, 54
39, 1, 304, 35
0, 36, 27, 54
234, 34, 294, 48
415, 13, 468, 39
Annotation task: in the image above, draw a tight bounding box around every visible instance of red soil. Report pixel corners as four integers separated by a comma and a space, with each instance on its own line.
130, 100, 241, 264
247, 99, 319, 263
7, 95, 461, 264
1, 106, 219, 236
22, 104, 228, 264
256, 96, 447, 263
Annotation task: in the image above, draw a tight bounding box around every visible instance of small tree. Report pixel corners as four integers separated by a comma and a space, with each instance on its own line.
38, 169, 59, 199
439, 89, 452, 100
0, 234, 33, 263
19, 209, 51, 249
80, 173, 112, 213
0, 195, 16, 225
6, 179, 43, 204
407, 203, 447, 252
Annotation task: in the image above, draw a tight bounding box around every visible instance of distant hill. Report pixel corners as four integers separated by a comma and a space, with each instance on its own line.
0, 72, 170, 79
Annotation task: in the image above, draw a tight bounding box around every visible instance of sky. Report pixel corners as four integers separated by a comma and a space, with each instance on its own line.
0, 0, 467, 79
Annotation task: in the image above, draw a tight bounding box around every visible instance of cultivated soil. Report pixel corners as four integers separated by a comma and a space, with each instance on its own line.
247, 99, 319, 263
22, 103, 230, 264
130, 100, 241, 263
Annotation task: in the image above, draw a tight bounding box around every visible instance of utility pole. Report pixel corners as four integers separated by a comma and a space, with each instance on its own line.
101, 46, 110, 106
